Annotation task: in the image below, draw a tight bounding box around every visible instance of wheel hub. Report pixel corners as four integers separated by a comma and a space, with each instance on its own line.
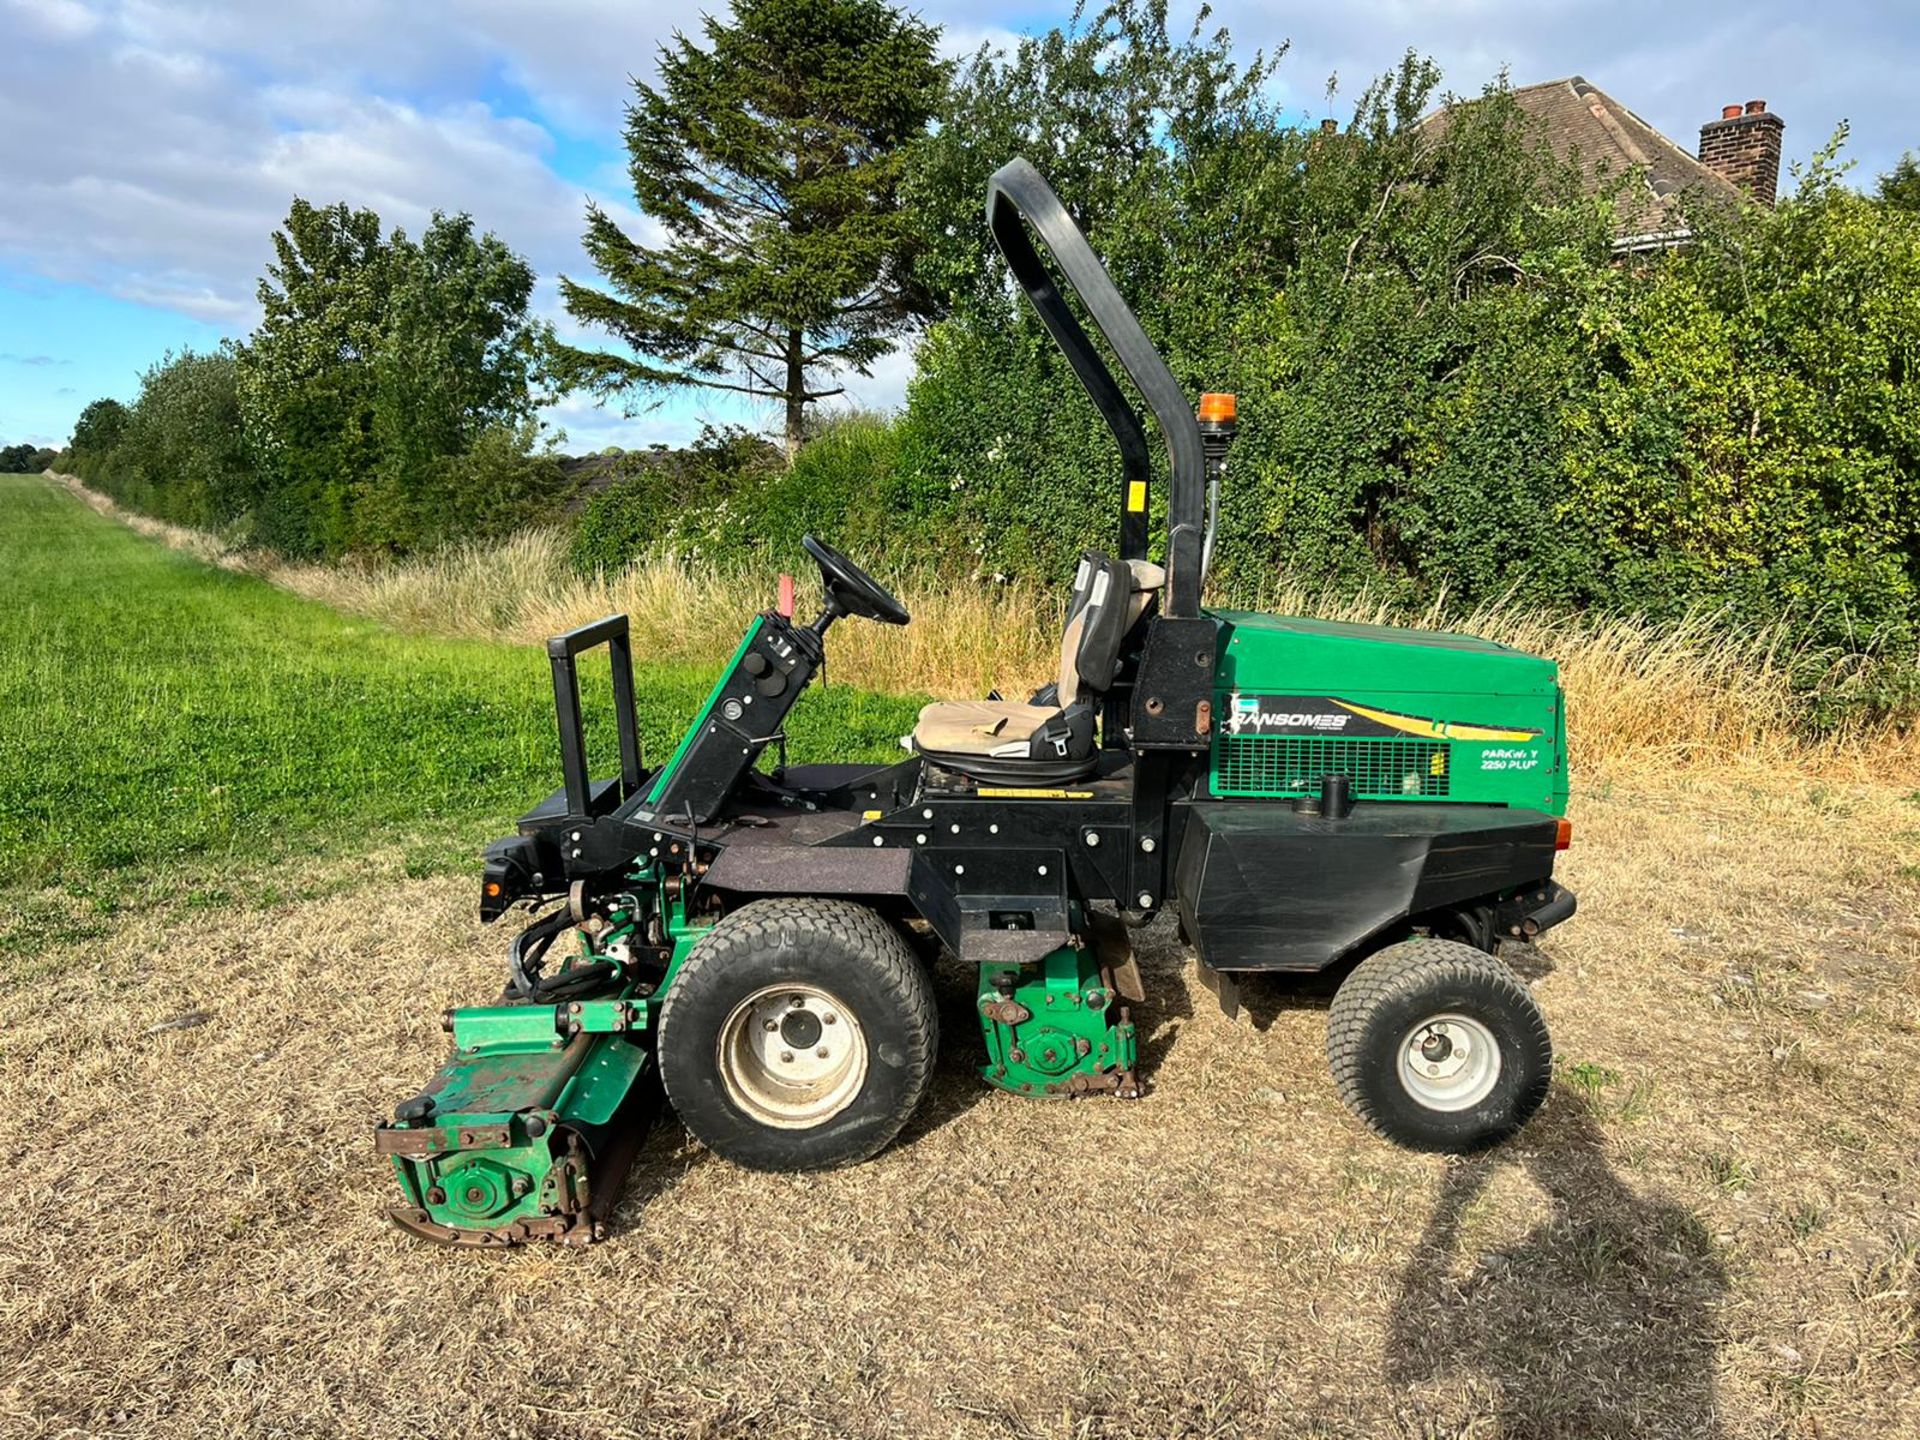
1397, 1013, 1501, 1112
717, 984, 868, 1129
780, 1006, 823, 1049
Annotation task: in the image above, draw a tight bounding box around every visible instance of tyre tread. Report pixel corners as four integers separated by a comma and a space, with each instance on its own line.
1325, 937, 1550, 1149
658, 897, 936, 1169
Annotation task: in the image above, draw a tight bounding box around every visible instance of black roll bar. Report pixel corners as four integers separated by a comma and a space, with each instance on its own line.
986, 158, 1207, 618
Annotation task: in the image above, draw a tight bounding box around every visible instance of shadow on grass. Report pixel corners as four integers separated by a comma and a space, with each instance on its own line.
1388, 1094, 1727, 1438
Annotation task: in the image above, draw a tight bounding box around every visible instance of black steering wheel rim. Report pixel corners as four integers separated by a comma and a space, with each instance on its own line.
801, 534, 910, 626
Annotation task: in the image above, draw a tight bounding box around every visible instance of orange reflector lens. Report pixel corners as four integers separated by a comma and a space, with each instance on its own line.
1197, 392, 1237, 423
1554, 818, 1573, 851
485, 881, 502, 897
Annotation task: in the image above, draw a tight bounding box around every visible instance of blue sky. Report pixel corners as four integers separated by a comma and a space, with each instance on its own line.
3, 0, 1916, 452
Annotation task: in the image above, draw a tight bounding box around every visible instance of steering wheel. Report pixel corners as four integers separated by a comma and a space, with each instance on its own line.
801, 534, 910, 626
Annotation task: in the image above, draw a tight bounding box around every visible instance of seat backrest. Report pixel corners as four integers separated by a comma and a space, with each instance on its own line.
1124, 559, 1164, 629
1056, 552, 1131, 704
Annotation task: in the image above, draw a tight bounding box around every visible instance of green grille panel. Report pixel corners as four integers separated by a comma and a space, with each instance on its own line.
1212, 736, 1453, 799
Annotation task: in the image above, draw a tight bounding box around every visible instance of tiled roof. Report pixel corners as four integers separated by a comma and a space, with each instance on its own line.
1423, 77, 1745, 247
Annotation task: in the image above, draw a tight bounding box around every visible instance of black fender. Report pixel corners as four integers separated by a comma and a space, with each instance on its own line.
1171, 802, 1568, 972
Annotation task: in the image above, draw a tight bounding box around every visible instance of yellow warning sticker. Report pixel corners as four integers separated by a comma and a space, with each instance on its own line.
975, 788, 1097, 800
1126, 480, 1147, 512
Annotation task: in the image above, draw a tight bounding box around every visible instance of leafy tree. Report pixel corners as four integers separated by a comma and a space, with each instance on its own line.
235, 199, 542, 554
233, 200, 391, 554
69, 398, 129, 460
0, 443, 44, 473
116, 349, 252, 526
366, 213, 543, 545
1878, 151, 1920, 212
905, 0, 1282, 320
901, 15, 1612, 593
553, 0, 945, 456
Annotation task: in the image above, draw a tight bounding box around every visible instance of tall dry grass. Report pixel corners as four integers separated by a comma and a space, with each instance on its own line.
57, 476, 1920, 780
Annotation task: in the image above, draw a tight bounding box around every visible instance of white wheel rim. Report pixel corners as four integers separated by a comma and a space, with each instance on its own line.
716, 984, 868, 1129
1397, 1012, 1501, 1112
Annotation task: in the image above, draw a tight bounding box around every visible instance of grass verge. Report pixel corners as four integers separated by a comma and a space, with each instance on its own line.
62, 478, 1919, 784
0, 475, 916, 953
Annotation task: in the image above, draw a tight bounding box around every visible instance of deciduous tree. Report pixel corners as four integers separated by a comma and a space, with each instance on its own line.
235, 200, 540, 554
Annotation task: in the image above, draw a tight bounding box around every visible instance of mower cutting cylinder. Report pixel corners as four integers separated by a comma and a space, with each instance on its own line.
377, 1006, 658, 1246
977, 944, 1139, 1098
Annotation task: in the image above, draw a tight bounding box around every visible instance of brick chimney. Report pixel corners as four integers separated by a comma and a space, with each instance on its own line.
1698, 99, 1784, 205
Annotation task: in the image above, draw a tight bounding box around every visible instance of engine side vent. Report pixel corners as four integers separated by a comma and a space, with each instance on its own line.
1212, 735, 1452, 800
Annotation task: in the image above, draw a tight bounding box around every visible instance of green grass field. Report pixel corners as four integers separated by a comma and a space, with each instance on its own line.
0, 474, 917, 950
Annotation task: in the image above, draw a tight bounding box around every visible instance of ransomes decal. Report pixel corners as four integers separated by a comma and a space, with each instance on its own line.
1225, 696, 1352, 733
1225, 694, 1541, 743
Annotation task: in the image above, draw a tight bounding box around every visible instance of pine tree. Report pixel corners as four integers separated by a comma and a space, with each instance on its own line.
553, 0, 944, 456
1879, 152, 1920, 213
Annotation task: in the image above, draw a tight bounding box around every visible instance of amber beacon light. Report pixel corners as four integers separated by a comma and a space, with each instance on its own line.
1197, 392, 1237, 424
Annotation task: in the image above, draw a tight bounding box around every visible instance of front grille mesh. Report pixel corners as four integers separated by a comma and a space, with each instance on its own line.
1213, 736, 1451, 799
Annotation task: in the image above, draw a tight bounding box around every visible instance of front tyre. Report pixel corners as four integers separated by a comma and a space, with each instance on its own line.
657, 898, 937, 1171
1326, 938, 1551, 1153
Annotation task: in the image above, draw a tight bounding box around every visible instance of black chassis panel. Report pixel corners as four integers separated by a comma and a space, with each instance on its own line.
523, 756, 1148, 960
1172, 801, 1560, 973
810, 780, 1141, 960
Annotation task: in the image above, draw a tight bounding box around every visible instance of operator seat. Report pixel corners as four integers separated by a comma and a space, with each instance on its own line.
911, 553, 1163, 783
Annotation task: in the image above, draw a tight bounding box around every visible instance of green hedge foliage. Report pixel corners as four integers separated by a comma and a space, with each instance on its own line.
66, 202, 566, 557
57, 0, 1920, 724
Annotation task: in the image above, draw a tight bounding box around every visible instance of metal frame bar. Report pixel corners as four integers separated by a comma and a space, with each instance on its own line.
986, 158, 1207, 616
546, 614, 642, 817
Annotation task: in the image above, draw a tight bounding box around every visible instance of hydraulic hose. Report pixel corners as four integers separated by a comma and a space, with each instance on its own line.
507, 907, 627, 1002
506, 907, 573, 1000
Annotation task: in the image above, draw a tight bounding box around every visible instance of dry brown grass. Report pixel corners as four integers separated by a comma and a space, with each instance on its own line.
4, 775, 1919, 1438
57, 477, 1920, 787
18, 479, 1920, 1436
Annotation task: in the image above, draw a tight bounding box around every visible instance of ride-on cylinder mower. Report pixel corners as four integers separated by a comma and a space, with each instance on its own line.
377, 159, 1577, 1247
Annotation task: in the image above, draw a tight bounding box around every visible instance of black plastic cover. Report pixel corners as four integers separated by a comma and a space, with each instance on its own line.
1172, 802, 1559, 971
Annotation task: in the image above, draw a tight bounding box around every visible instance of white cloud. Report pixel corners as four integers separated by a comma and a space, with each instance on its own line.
5, 0, 1916, 452
6, 0, 100, 41
0, 8, 647, 340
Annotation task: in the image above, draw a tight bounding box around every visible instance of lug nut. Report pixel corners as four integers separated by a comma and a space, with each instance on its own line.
816, 1046, 830, 1059
780, 1051, 795, 1063
763, 1019, 778, 1031
823, 1013, 837, 1025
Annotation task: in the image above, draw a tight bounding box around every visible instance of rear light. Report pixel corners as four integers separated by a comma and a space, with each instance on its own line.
777, 573, 795, 618
1555, 817, 1573, 851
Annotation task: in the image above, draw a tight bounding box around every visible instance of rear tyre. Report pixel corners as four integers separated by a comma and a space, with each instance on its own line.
657, 898, 937, 1171
1325, 938, 1551, 1153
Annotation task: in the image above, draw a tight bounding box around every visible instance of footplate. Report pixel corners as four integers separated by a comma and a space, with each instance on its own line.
376, 1011, 658, 1246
